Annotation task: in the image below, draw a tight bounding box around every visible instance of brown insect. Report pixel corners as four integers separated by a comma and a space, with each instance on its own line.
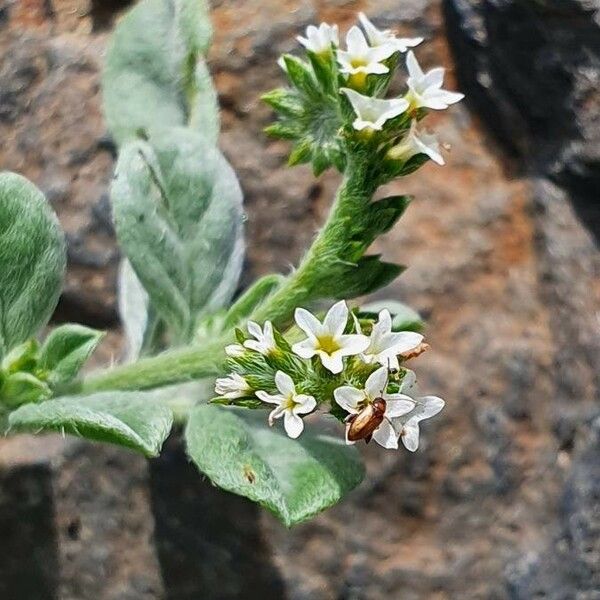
346, 397, 387, 443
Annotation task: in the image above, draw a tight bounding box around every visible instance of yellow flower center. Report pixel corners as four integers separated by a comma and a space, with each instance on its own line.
316, 335, 341, 356
348, 71, 367, 91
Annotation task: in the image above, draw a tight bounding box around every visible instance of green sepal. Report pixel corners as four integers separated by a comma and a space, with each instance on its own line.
1, 372, 51, 408
39, 324, 105, 386
282, 55, 319, 97
1, 340, 40, 375
186, 405, 364, 526
264, 122, 302, 140
261, 89, 304, 117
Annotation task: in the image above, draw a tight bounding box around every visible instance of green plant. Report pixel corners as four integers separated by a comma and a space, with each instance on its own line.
0, 4, 463, 526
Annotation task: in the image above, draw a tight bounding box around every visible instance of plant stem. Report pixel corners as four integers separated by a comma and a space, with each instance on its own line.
76, 159, 373, 395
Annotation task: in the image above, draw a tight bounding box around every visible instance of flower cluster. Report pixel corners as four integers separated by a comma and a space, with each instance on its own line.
214, 301, 444, 451
264, 12, 464, 178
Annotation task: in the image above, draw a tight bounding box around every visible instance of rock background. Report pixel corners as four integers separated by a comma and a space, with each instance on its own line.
0, 0, 599, 598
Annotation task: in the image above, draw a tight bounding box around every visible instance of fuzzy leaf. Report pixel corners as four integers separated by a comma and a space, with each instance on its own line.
39, 324, 104, 385
186, 405, 364, 526
8, 392, 173, 457
111, 130, 244, 341
118, 259, 163, 361
103, 0, 216, 146
0, 173, 66, 359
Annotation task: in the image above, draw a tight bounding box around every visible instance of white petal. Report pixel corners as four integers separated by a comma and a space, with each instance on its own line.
268, 404, 287, 425
383, 394, 416, 418
353, 117, 380, 131
338, 334, 370, 356
401, 370, 417, 393
275, 370, 295, 396
365, 366, 389, 399
385, 331, 424, 354
358, 12, 381, 44
400, 421, 420, 451
370, 43, 397, 63
334, 386, 364, 413
395, 37, 423, 52
346, 25, 368, 55
406, 51, 423, 80
294, 307, 322, 337
264, 321, 275, 343
414, 134, 444, 165
292, 338, 317, 359
324, 300, 348, 337
423, 66, 445, 89
361, 61, 389, 75
244, 340, 264, 353
378, 309, 393, 332
247, 321, 262, 339
372, 419, 398, 449
225, 344, 245, 357
422, 89, 464, 110
284, 411, 304, 439
416, 395, 445, 419
256, 390, 284, 405
319, 351, 344, 374
293, 394, 317, 415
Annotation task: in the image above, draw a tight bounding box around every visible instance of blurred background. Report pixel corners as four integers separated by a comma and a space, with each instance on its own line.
0, 1, 599, 599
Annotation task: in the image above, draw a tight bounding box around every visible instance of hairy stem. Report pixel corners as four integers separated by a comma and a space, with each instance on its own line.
76, 158, 373, 395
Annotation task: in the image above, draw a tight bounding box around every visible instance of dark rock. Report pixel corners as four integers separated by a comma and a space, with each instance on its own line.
0, 462, 59, 600
149, 436, 286, 600
443, 0, 600, 241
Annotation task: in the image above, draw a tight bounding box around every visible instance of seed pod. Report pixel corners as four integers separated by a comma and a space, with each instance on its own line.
400, 341, 430, 361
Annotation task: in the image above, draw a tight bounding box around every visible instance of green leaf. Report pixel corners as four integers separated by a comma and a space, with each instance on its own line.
8, 392, 173, 457
1, 372, 51, 408
102, 0, 216, 146
0, 172, 66, 359
111, 130, 244, 341
186, 405, 365, 526
39, 324, 104, 385
360, 300, 424, 332
326, 256, 405, 299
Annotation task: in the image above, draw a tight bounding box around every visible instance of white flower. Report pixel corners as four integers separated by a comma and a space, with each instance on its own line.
388, 120, 445, 165
298, 23, 339, 54
392, 370, 445, 451
337, 26, 396, 77
244, 321, 277, 355
361, 309, 424, 369
405, 51, 464, 110
225, 344, 245, 358
292, 301, 369, 374
358, 13, 423, 53
215, 373, 251, 400
256, 371, 317, 439
334, 366, 414, 449
341, 88, 409, 131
